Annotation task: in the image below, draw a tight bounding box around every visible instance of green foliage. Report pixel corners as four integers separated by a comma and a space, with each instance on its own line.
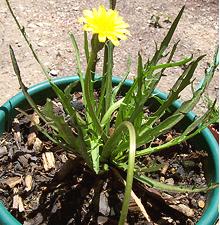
6, 0, 218, 223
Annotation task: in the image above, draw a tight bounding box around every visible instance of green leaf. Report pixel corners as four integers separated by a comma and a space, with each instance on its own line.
150, 55, 192, 71
134, 174, 218, 193
116, 122, 136, 225
69, 33, 85, 95
90, 137, 102, 174
84, 31, 90, 63
49, 81, 85, 126
150, 6, 185, 65
42, 99, 92, 168
115, 79, 138, 127
64, 81, 80, 98
42, 99, 79, 147
135, 101, 218, 157
9, 45, 47, 123
84, 35, 107, 142
112, 56, 131, 102
142, 55, 204, 129
101, 97, 124, 127
6, 0, 50, 78
137, 52, 144, 100
137, 53, 216, 148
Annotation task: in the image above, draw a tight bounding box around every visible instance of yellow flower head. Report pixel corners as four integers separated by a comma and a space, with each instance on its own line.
80, 5, 130, 46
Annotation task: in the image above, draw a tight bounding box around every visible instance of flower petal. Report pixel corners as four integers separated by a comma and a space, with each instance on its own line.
98, 34, 107, 43
79, 5, 130, 46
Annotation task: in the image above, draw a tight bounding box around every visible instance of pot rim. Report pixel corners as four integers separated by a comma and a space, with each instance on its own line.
0, 76, 218, 225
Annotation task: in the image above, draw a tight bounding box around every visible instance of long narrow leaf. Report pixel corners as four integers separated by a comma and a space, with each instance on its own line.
101, 97, 124, 127
112, 56, 131, 102
118, 122, 136, 225
136, 103, 218, 157
6, 0, 50, 78
69, 33, 85, 94
141, 55, 204, 131
9, 46, 47, 123
135, 174, 217, 193
150, 6, 185, 65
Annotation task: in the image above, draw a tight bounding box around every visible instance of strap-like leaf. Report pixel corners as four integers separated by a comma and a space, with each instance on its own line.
150, 6, 185, 65
9, 46, 47, 123
112, 56, 131, 102
135, 174, 218, 193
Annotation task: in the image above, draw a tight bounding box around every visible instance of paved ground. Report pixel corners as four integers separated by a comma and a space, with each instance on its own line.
0, 0, 218, 115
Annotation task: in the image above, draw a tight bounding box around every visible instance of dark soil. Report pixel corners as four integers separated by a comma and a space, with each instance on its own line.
0, 97, 211, 225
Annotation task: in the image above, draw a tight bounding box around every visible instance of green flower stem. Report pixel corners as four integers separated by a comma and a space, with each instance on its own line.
97, 41, 114, 123
84, 31, 90, 63
104, 42, 114, 132
84, 36, 107, 140
97, 44, 108, 119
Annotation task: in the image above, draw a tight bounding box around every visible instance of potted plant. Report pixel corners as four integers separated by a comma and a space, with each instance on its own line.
0, 0, 218, 224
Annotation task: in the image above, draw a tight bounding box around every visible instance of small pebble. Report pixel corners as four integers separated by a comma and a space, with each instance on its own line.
170, 167, 176, 174
49, 69, 59, 76
160, 176, 165, 182
165, 178, 174, 185
33, 138, 43, 152
191, 199, 198, 208
198, 200, 205, 208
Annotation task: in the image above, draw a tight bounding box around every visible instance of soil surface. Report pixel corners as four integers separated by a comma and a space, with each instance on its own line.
0, 109, 211, 225
0, 0, 219, 115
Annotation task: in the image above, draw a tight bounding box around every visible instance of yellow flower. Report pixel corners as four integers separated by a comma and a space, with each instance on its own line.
80, 5, 130, 46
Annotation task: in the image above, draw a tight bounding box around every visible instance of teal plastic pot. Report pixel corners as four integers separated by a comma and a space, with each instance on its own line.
0, 76, 218, 225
